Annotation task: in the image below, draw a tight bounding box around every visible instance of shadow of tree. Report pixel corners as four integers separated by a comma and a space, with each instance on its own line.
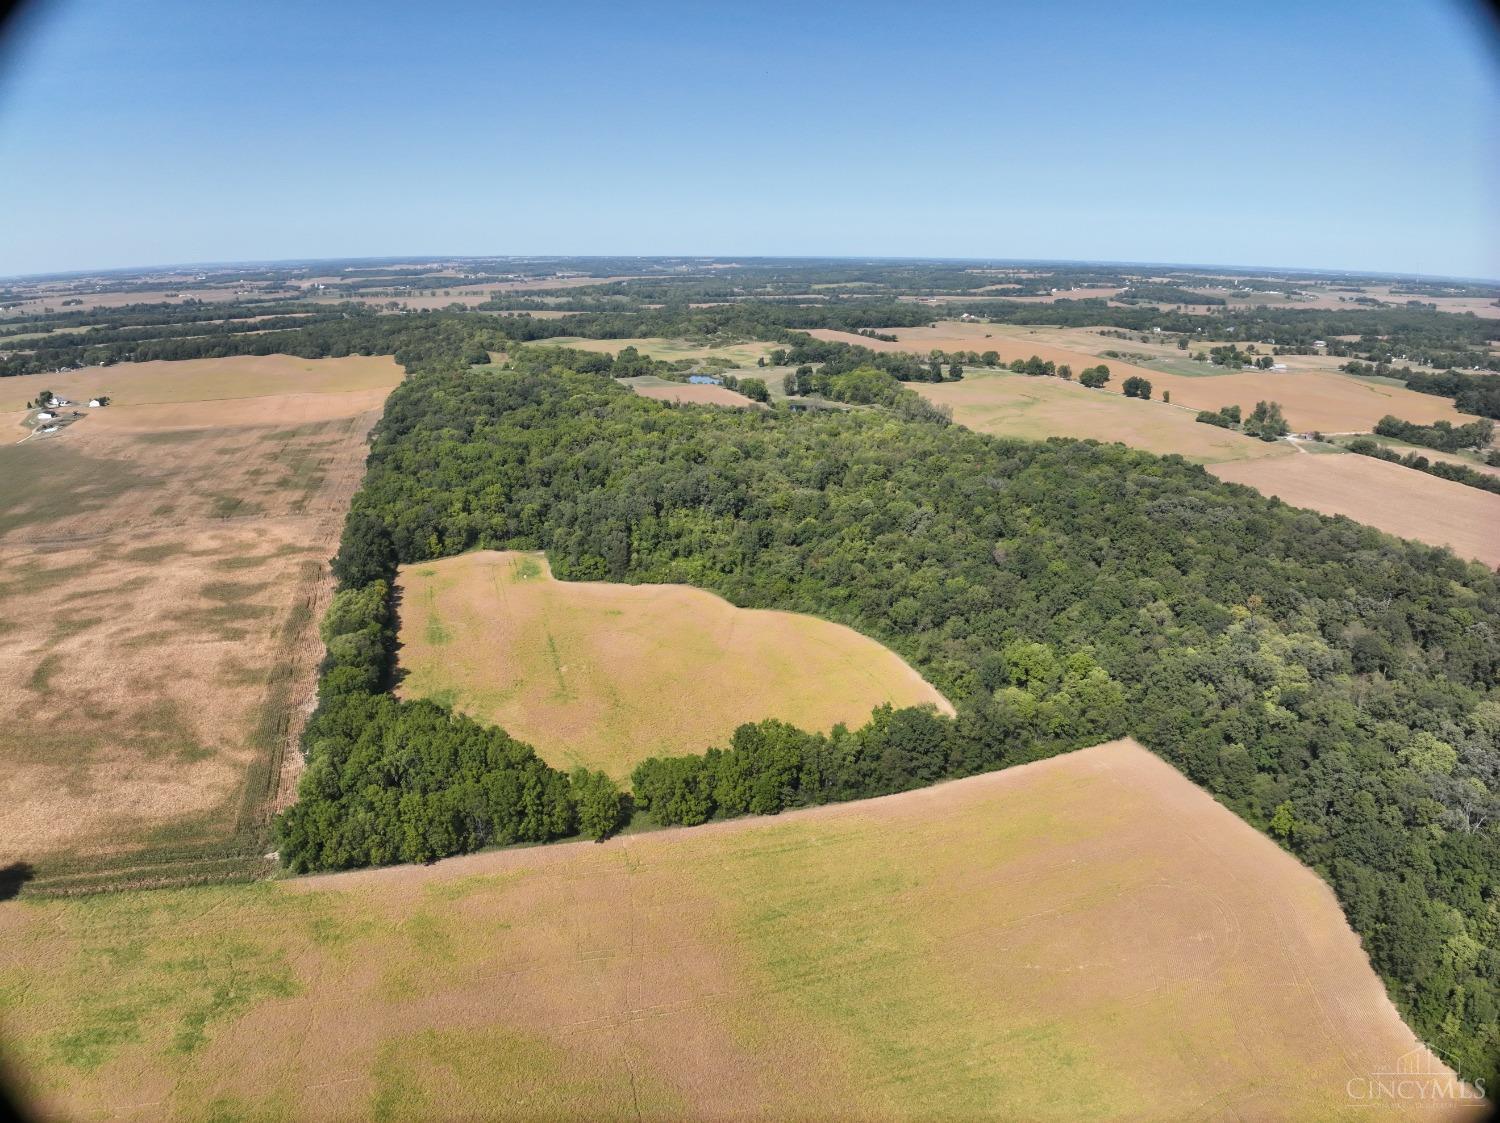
0, 862, 35, 901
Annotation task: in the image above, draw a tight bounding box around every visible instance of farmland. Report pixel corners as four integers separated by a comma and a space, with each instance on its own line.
394, 551, 951, 779
0, 354, 402, 889
543, 335, 782, 367
813, 321, 1473, 432
912, 368, 1291, 463
624, 376, 761, 408
1211, 453, 1500, 568
1, 739, 1475, 1121
0, 258, 1495, 1112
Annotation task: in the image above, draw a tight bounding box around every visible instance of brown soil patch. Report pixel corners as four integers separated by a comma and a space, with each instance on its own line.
1, 742, 1478, 1119
1212, 454, 1500, 567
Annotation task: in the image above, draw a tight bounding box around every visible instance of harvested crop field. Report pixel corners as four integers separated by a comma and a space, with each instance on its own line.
625, 377, 759, 407
1211, 453, 1500, 567
812, 322, 1474, 432
542, 335, 782, 367
0, 740, 1478, 1120
395, 551, 951, 779
0, 355, 403, 888
913, 369, 1289, 463
0, 353, 402, 413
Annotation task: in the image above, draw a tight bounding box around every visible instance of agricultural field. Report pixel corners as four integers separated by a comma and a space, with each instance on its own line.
0, 354, 403, 889
0, 353, 401, 414
623, 376, 762, 408
543, 335, 782, 367
1211, 453, 1500, 568
913, 368, 1291, 464
0, 740, 1476, 1120
815, 322, 1476, 433
394, 551, 951, 780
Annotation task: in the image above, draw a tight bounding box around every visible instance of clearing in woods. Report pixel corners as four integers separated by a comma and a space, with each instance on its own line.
0, 741, 1477, 1120
0, 353, 404, 890
394, 550, 952, 780
624, 376, 762, 407
1210, 453, 1500, 568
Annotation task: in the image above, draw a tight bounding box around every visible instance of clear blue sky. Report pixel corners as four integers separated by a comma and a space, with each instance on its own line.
0, 0, 1495, 278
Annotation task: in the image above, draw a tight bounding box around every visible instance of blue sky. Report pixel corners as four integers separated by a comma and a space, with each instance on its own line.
0, 0, 1495, 278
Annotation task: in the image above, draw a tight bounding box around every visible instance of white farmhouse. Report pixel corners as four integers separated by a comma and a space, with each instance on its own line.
35, 410, 54, 421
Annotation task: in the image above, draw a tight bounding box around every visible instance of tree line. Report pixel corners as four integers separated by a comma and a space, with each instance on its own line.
1345, 439, 1500, 496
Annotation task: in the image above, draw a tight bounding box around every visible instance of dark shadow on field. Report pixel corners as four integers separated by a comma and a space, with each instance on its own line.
0, 862, 34, 901
386, 583, 409, 690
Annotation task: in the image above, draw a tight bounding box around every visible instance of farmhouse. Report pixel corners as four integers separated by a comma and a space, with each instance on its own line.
35, 410, 54, 421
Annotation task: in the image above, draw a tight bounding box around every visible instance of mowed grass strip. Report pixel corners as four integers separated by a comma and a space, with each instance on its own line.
0, 742, 1469, 1120
395, 551, 952, 779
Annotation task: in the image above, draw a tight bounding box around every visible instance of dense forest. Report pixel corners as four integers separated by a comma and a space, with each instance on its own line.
278, 327, 1500, 1086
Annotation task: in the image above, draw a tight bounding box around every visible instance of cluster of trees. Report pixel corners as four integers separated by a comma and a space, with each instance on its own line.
1079, 364, 1111, 388
1346, 439, 1500, 496
1, 307, 512, 379
1194, 344, 1273, 370
773, 335, 957, 384
634, 646, 1127, 825
787, 364, 952, 423
1242, 400, 1291, 440
0, 305, 361, 377
1195, 404, 1242, 428
1009, 354, 1070, 378
1199, 401, 1291, 441
1121, 376, 1153, 399
1374, 415, 1496, 453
